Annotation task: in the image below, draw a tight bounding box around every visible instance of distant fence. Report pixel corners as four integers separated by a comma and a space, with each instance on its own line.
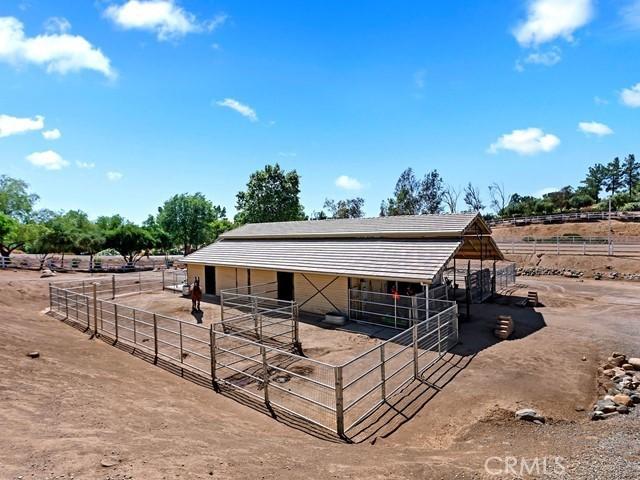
0, 253, 184, 271
48, 276, 459, 438
496, 237, 640, 257
490, 211, 640, 227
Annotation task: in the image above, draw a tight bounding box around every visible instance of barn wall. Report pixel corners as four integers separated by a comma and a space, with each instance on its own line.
187, 264, 205, 288
294, 273, 348, 315
250, 268, 277, 286
216, 266, 237, 294
237, 268, 249, 288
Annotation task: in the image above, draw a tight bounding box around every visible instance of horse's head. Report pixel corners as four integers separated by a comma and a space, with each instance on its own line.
194, 276, 200, 287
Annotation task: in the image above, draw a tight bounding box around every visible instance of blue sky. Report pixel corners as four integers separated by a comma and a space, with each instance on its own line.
0, 0, 639, 221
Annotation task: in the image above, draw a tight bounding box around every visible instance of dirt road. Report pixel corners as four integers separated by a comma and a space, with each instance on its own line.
1, 270, 639, 479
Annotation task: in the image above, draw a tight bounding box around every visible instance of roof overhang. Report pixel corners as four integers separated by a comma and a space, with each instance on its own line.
455, 235, 504, 261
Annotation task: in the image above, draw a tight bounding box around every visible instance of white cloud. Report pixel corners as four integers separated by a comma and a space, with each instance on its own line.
42, 128, 61, 140
44, 17, 71, 34
578, 121, 613, 136
0, 113, 44, 137
515, 47, 562, 71
620, 82, 640, 108
76, 160, 95, 169
513, 0, 594, 47
335, 175, 363, 190
104, 1, 226, 41
107, 171, 123, 181
215, 98, 258, 122
25, 150, 69, 170
621, 0, 640, 30
0, 16, 115, 78
488, 128, 560, 155
534, 186, 559, 198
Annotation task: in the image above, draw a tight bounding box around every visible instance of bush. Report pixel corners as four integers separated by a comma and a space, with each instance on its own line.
620, 202, 640, 212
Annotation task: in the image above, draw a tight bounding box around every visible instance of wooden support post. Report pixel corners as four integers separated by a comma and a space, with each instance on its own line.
114, 304, 119, 342
111, 275, 116, 299
153, 313, 158, 364
380, 345, 386, 401
492, 261, 497, 298
85, 297, 90, 329
335, 367, 345, 437
261, 345, 270, 406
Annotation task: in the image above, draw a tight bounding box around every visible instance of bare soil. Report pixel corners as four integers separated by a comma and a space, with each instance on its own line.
492, 219, 640, 238
506, 253, 640, 277
1, 270, 640, 479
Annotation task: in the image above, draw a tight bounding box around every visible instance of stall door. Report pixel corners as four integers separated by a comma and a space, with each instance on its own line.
204, 265, 216, 295
277, 271, 294, 301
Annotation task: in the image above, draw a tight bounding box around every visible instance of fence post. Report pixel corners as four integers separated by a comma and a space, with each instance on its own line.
293, 304, 300, 349
209, 325, 217, 388
380, 345, 386, 401
93, 283, 98, 335
437, 313, 442, 356
220, 293, 225, 322
133, 310, 137, 344
179, 322, 184, 363
111, 275, 116, 299
85, 296, 90, 329
335, 367, 345, 437
82, 280, 86, 295
162, 269, 165, 291
412, 323, 419, 379
64, 290, 69, 319
153, 313, 158, 364
261, 345, 270, 406
556, 236, 560, 255
114, 304, 119, 342
139, 271, 142, 293
48, 284, 53, 312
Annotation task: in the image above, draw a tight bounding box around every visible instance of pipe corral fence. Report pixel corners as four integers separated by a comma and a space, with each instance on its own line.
48, 273, 459, 437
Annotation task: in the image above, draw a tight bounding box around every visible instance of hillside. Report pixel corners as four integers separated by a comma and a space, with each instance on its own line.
492, 219, 640, 239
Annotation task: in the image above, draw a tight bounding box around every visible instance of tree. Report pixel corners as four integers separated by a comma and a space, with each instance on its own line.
543, 186, 573, 212
581, 163, 607, 202
158, 193, 223, 255
463, 183, 484, 211
488, 182, 511, 215
95, 214, 127, 234
0, 213, 20, 263
604, 157, 624, 196
0, 175, 39, 221
75, 230, 105, 271
209, 218, 234, 242
323, 198, 365, 219
33, 223, 76, 269
235, 164, 306, 224
623, 154, 639, 193
105, 224, 154, 264
442, 185, 460, 213
419, 170, 444, 214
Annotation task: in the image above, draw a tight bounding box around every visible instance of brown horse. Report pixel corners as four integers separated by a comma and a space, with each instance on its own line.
191, 276, 202, 313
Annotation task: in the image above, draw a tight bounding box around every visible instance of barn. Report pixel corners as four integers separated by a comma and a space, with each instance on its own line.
181, 213, 504, 323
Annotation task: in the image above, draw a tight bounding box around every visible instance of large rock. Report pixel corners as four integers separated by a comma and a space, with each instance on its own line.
628, 358, 640, 370
40, 269, 56, 278
613, 394, 633, 407
515, 408, 545, 423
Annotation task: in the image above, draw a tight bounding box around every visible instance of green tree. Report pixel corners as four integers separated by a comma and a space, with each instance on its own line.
323, 198, 365, 218
209, 218, 234, 241
235, 164, 306, 224
380, 168, 443, 215
75, 230, 105, 271
463, 183, 484, 212
95, 214, 127, 234
105, 224, 154, 264
623, 154, 639, 193
158, 193, 223, 255
0, 175, 39, 221
604, 157, 624, 196
581, 164, 607, 202
543, 186, 573, 212
0, 213, 20, 264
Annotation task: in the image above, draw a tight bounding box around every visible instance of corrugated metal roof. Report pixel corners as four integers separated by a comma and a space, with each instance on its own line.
183, 239, 462, 283
221, 213, 488, 240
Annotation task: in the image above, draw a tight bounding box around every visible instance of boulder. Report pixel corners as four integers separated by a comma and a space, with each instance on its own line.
613, 394, 633, 407
515, 408, 545, 423
40, 269, 56, 278
617, 405, 630, 414
26, 351, 40, 359
608, 356, 625, 367
622, 364, 636, 371
628, 358, 640, 370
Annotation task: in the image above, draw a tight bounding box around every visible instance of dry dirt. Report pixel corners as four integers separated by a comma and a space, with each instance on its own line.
1, 270, 640, 479
492, 219, 640, 239
505, 253, 640, 277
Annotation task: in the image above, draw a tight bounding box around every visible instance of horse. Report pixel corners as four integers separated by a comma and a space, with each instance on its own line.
191, 276, 202, 313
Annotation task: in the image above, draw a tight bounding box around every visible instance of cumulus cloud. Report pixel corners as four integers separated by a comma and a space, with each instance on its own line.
335, 175, 363, 190
215, 98, 258, 122
25, 150, 69, 170
107, 171, 123, 181
105, 1, 227, 41
620, 82, 640, 108
44, 16, 71, 34
42, 128, 61, 140
513, 0, 594, 47
488, 128, 560, 155
578, 121, 613, 136
0, 113, 44, 137
0, 16, 115, 78
76, 160, 95, 169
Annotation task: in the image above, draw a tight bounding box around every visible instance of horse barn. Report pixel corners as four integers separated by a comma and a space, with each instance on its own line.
182, 213, 507, 325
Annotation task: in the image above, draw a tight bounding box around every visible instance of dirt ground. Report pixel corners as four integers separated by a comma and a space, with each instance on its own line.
492, 219, 640, 239
505, 253, 640, 277
1, 270, 640, 479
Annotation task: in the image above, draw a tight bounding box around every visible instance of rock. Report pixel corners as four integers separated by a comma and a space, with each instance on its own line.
608, 356, 625, 367
628, 358, 640, 370
612, 351, 626, 359
575, 405, 585, 412
40, 269, 56, 278
26, 351, 40, 359
603, 369, 615, 377
591, 411, 618, 421
630, 394, 640, 404
617, 405, 630, 414
581, 355, 587, 361
515, 408, 545, 423
595, 399, 617, 413
613, 394, 633, 407
622, 363, 636, 371
100, 457, 119, 468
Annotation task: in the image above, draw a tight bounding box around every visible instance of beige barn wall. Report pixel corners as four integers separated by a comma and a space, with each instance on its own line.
216, 266, 237, 294
237, 268, 249, 288
250, 269, 277, 286
187, 264, 205, 289
294, 273, 348, 315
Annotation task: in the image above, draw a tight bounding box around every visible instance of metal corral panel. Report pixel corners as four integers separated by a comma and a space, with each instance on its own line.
221, 213, 488, 240
294, 273, 348, 315
183, 239, 462, 283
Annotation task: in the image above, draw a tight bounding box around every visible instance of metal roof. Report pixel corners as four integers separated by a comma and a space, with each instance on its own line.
220, 213, 489, 240
183, 239, 463, 283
